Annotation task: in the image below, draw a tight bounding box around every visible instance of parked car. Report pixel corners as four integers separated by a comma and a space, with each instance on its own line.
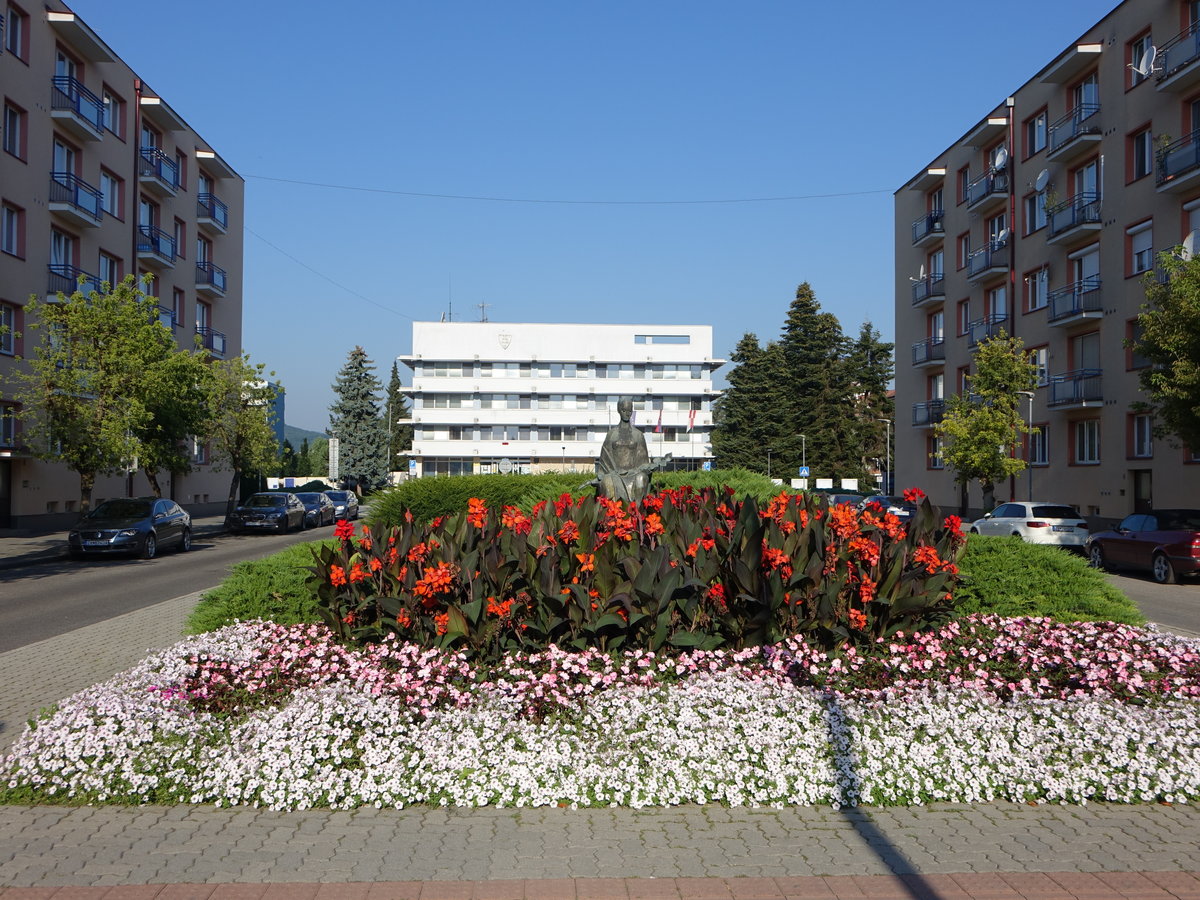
67, 497, 191, 560
811, 489, 866, 508
858, 495, 918, 521
295, 491, 335, 528
1087, 509, 1200, 584
968, 501, 1089, 548
228, 492, 307, 534
324, 490, 360, 521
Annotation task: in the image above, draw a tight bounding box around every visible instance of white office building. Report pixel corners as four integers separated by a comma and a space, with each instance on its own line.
399, 322, 723, 477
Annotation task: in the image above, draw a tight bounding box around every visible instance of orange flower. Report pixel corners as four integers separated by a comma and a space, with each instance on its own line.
557, 519, 581, 545
501, 505, 532, 535
859, 578, 877, 603
334, 520, 355, 541
644, 513, 664, 536
349, 562, 368, 583
396, 610, 412, 628
412, 562, 455, 604
369, 556, 382, 572
849, 536, 881, 567
329, 565, 347, 587
467, 497, 488, 529
433, 612, 449, 635
848, 608, 868, 630
903, 487, 926, 504
486, 596, 514, 617
828, 503, 860, 540
913, 544, 942, 574
576, 552, 595, 572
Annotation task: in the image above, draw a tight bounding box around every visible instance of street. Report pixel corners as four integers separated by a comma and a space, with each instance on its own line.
0, 527, 333, 652
1104, 570, 1200, 638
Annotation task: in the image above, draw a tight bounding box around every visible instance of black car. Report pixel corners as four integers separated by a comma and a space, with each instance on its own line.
295, 491, 335, 527
324, 490, 360, 521
858, 495, 919, 521
67, 497, 191, 560
229, 492, 307, 534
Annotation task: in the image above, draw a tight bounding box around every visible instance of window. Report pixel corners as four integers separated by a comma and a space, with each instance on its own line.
1071, 330, 1101, 370
99, 170, 122, 218
1074, 419, 1101, 464
928, 310, 944, 340
1030, 426, 1048, 466
957, 166, 970, 204
0, 403, 14, 448
634, 334, 690, 344
175, 151, 187, 190
139, 196, 158, 229
3, 101, 25, 159
928, 372, 944, 400
140, 121, 160, 151
50, 228, 75, 268
928, 187, 943, 212
1024, 108, 1047, 157
173, 288, 185, 327
1129, 32, 1154, 87
957, 299, 971, 335
196, 300, 211, 331
98, 251, 120, 288
928, 435, 944, 469
173, 219, 185, 259
1131, 413, 1153, 458
1028, 346, 1049, 386
956, 365, 970, 395
1024, 268, 1048, 311
1128, 221, 1153, 275
987, 284, 1008, 318
1, 202, 22, 256
1129, 127, 1153, 181
5, 4, 27, 59
191, 437, 207, 465
957, 233, 971, 270
987, 211, 1007, 246
1024, 191, 1047, 233
101, 89, 124, 137
0, 302, 14, 355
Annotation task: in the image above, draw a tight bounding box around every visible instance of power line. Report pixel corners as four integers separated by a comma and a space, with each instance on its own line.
245, 174, 890, 206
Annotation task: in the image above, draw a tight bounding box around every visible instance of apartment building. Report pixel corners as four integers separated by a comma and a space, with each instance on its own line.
895, 0, 1200, 520
399, 322, 722, 477
0, 1, 244, 528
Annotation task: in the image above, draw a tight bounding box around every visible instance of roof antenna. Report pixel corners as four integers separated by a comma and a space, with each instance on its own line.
477, 302, 490, 322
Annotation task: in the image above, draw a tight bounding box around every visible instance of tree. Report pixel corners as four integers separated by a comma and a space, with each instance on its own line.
296, 437, 312, 477
307, 437, 329, 479
385, 360, 413, 474
933, 331, 1038, 514
1135, 253, 1200, 450
329, 346, 387, 491
5, 277, 178, 510
137, 348, 211, 498
845, 321, 895, 490
279, 439, 298, 477
710, 334, 788, 471
204, 354, 280, 522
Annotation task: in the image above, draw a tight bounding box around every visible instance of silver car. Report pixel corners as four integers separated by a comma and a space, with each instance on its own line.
968, 501, 1089, 548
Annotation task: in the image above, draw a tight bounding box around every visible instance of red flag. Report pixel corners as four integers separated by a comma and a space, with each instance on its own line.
655, 409, 663, 433
688, 409, 696, 432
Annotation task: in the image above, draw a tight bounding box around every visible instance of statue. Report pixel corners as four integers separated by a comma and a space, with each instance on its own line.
593, 397, 669, 503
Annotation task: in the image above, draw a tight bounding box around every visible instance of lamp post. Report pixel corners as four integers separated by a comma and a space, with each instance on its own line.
766, 448, 773, 479
1017, 391, 1035, 501
876, 418, 892, 495
798, 434, 806, 471
562, 445, 567, 472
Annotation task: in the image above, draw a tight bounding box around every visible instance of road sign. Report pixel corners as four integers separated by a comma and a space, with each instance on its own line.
798, 466, 810, 477
498, 458, 514, 474
702, 461, 712, 471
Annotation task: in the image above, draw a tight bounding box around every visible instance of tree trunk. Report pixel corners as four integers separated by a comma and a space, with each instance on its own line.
224, 469, 241, 524
981, 480, 996, 513
144, 467, 163, 498
79, 471, 94, 513
958, 480, 968, 517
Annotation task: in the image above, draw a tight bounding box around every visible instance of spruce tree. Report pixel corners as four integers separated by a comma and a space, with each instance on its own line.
711, 334, 788, 471
297, 438, 311, 477
385, 361, 413, 473
329, 347, 387, 491
845, 321, 895, 490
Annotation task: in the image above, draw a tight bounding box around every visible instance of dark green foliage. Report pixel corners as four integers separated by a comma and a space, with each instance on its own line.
844, 321, 895, 487
1136, 253, 1200, 450
710, 335, 788, 471
954, 535, 1145, 625
329, 347, 387, 490
370, 473, 595, 527
652, 468, 788, 504
385, 361, 413, 472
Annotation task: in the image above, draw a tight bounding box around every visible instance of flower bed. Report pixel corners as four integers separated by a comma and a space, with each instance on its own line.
3, 616, 1198, 810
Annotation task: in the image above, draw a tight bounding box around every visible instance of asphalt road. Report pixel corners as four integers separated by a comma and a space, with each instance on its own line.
1105, 569, 1200, 637
0, 526, 335, 652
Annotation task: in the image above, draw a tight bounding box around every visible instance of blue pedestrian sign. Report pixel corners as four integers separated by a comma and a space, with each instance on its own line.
798, 466, 811, 477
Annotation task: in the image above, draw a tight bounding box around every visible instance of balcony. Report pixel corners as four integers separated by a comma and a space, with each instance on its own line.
966, 171, 1008, 213
196, 326, 227, 358
50, 76, 104, 141
1156, 130, 1200, 193
195, 261, 227, 298
967, 313, 1010, 348
196, 193, 229, 235
136, 225, 176, 268
911, 336, 946, 368
1047, 276, 1102, 327
48, 172, 102, 227
911, 210, 944, 247
154, 305, 176, 330
47, 264, 103, 297
1157, 24, 1200, 92
967, 240, 1009, 283
1047, 192, 1101, 245
1047, 369, 1103, 408
138, 147, 179, 196
911, 272, 945, 307
912, 400, 945, 428
1047, 104, 1101, 163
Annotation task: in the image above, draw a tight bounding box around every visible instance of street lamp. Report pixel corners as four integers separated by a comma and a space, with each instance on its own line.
876, 419, 892, 495
798, 434, 806, 471
1017, 391, 1035, 501
766, 448, 773, 479
562, 445, 567, 472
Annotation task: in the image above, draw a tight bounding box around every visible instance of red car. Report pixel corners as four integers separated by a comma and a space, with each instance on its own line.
1087, 509, 1200, 584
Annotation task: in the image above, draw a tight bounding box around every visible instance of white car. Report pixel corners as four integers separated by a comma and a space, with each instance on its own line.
968, 501, 1089, 548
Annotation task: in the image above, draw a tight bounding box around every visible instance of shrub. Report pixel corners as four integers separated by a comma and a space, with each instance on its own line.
954, 535, 1145, 625
308, 487, 965, 663
652, 467, 788, 505
370, 473, 593, 527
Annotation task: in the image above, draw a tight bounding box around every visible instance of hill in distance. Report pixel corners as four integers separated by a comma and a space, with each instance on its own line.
284, 424, 327, 446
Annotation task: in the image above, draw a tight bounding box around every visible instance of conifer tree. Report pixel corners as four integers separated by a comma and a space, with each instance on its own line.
711, 334, 788, 470
845, 321, 895, 490
385, 361, 413, 473
329, 347, 387, 491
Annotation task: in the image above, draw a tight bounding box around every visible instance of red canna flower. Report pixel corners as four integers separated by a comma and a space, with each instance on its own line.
349, 562, 368, 583
467, 497, 488, 529
329, 565, 347, 587
903, 487, 927, 504
334, 520, 355, 541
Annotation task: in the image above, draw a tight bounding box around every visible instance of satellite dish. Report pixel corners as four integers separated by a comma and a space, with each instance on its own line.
1035, 169, 1050, 192
994, 146, 1009, 170
1130, 46, 1159, 77
919, 263, 927, 279
1183, 231, 1196, 261
997, 228, 1011, 246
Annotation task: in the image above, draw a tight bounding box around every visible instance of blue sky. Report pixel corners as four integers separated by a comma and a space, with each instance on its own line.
70, 0, 1118, 432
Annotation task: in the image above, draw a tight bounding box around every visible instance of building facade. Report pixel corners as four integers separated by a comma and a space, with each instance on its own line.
1, 1, 244, 527
895, 0, 1200, 520
399, 322, 722, 477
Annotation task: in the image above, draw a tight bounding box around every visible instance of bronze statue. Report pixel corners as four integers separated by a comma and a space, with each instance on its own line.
594, 397, 668, 502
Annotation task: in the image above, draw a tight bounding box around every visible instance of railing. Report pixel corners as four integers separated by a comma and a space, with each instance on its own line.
1048, 369, 1103, 407
911, 336, 945, 366
911, 272, 945, 305
154, 305, 176, 329
196, 260, 227, 293
912, 400, 946, 427
197, 192, 228, 228
137, 224, 176, 261
47, 263, 103, 296
968, 313, 1009, 348
966, 170, 1007, 206
911, 210, 943, 244
1157, 22, 1200, 81
1047, 191, 1101, 238
1048, 103, 1100, 153
48, 172, 102, 223
1157, 130, 1200, 186
138, 146, 179, 190
967, 240, 1008, 278
196, 326, 226, 357
50, 76, 104, 135
1047, 276, 1102, 322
